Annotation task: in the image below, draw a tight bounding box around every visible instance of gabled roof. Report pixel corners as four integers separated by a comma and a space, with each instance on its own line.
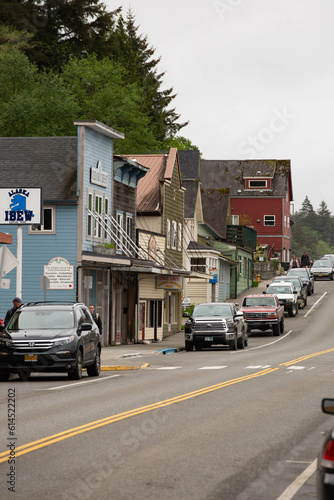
0, 137, 77, 202
200, 159, 293, 200
201, 188, 230, 239
182, 179, 200, 219
125, 149, 181, 214
178, 150, 200, 179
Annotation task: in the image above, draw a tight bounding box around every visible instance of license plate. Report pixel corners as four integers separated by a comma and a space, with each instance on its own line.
24, 354, 37, 362
205, 337, 213, 341
318, 273, 323, 276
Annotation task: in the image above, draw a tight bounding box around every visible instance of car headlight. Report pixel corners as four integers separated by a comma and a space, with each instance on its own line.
54, 336, 74, 347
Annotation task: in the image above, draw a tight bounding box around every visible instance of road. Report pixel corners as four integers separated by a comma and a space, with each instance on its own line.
1, 279, 334, 499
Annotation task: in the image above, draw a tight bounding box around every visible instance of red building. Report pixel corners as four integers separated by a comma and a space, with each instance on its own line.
200, 159, 293, 263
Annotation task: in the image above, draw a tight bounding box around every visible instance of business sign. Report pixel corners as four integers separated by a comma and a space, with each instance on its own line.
90, 161, 108, 188
44, 257, 74, 290
0, 188, 42, 224
209, 268, 218, 283
156, 276, 183, 290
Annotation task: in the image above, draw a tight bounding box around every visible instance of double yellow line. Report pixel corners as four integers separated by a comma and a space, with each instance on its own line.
1, 347, 334, 463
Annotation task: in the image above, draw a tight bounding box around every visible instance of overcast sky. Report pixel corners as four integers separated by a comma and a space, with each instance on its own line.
105, 0, 334, 213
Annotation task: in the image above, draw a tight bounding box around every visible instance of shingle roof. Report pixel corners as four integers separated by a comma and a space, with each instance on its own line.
182, 179, 199, 219
0, 137, 78, 201
201, 188, 230, 239
200, 159, 292, 199
178, 150, 200, 179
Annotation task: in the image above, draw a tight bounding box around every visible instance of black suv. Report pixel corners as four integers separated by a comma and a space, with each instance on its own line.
0, 302, 102, 381
184, 302, 247, 351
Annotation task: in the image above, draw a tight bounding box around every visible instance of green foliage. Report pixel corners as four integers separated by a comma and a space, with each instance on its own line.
292, 197, 334, 260
163, 136, 201, 152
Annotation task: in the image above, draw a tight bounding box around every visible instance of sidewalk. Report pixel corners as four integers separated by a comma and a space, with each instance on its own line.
100, 276, 274, 371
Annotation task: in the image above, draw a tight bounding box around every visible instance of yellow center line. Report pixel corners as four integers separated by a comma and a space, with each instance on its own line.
0, 367, 278, 463
1, 347, 333, 463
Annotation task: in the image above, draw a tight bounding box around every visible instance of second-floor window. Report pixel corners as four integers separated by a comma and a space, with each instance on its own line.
94, 195, 102, 238
126, 214, 133, 251
231, 215, 239, 225
116, 211, 123, 251
166, 219, 171, 248
172, 221, 177, 249
29, 206, 55, 234
264, 215, 275, 226
191, 258, 206, 273
178, 223, 182, 251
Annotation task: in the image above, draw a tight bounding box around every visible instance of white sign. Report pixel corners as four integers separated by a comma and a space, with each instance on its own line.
90, 161, 108, 188
156, 276, 183, 290
0, 188, 42, 224
44, 257, 74, 290
0, 246, 18, 277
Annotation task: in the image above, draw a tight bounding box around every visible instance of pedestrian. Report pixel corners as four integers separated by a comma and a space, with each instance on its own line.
89, 304, 102, 335
300, 252, 310, 268
4, 297, 22, 327
289, 255, 300, 269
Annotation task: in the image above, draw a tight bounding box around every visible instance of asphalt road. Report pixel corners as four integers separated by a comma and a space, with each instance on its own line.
1, 278, 334, 499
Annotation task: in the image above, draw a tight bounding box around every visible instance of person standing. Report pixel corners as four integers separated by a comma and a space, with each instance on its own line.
300, 252, 310, 268
4, 297, 22, 326
89, 304, 102, 336
289, 255, 300, 269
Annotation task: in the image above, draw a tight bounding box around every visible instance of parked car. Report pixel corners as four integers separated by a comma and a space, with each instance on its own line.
0, 302, 102, 381
184, 302, 247, 351
239, 294, 284, 336
322, 254, 334, 267
286, 267, 315, 295
265, 282, 298, 317
271, 275, 308, 309
317, 398, 334, 499
310, 259, 334, 280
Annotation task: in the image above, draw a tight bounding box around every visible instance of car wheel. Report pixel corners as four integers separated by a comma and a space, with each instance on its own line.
280, 317, 284, 334
273, 323, 280, 336
87, 347, 101, 377
18, 368, 31, 381
185, 341, 193, 351
299, 298, 306, 309
247, 324, 252, 334
288, 304, 297, 317
244, 333, 248, 347
307, 286, 312, 296
68, 349, 83, 380
229, 336, 237, 350
237, 333, 245, 349
0, 370, 10, 381
330, 273, 334, 281
304, 295, 307, 306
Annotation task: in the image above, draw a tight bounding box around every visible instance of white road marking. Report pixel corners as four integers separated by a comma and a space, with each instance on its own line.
155, 367, 182, 370
304, 292, 327, 317
276, 459, 317, 499
246, 365, 271, 369
198, 366, 227, 370
288, 366, 305, 370
38, 374, 121, 391
246, 330, 293, 350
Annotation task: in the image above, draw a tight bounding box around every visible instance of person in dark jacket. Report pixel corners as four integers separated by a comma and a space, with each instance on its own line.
4, 297, 22, 326
89, 304, 102, 336
301, 252, 310, 267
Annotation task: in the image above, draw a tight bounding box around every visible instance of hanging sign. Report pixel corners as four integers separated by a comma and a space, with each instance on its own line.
0, 188, 42, 224
156, 276, 183, 290
44, 257, 74, 290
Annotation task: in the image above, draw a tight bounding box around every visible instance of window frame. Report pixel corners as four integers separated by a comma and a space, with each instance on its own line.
264, 215, 275, 226
29, 206, 55, 234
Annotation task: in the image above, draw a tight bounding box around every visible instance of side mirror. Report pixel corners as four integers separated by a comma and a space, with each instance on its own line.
234, 311, 244, 319
182, 312, 189, 317
293, 290, 298, 294
80, 322, 92, 331
322, 398, 334, 415
262, 291, 267, 294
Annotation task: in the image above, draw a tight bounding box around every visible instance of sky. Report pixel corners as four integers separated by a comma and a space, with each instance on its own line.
105, 0, 334, 213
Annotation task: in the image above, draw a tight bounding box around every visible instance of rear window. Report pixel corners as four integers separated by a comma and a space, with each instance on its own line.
242, 297, 276, 307
8, 309, 75, 330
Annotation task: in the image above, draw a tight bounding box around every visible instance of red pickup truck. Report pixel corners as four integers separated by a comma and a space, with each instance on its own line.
239, 294, 285, 336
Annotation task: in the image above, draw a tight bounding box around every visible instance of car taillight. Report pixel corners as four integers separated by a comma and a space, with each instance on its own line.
0, 319, 3, 326
323, 440, 334, 461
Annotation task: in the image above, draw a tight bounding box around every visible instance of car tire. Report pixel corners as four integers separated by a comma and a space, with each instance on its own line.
0, 370, 10, 381
304, 296, 307, 306
185, 341, 193, 351
273, 323, 280, 336
299, 298, 306, 309
280, 317, 284, 334
229, 336, 237, 350
68, 349, 83, 380
330, 273, 334, 281
244, 334, 248, 347
247, 324, 252, 334
288, 304, 297, 317
237, 334, 245, 349
87, 347, 101, 377
18, 368, 31, 381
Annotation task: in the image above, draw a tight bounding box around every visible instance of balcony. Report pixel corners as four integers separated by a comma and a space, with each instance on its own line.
226, 225, 257, 251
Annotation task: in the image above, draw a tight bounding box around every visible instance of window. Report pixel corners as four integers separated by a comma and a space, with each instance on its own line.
248, 180, 268, 188
126, 214, 133, 252
94, 195, 103, 238
172, 221, 177, 249
264, 215, 275, 226
231, 215, 239, 225
166, 219, 171, 248
104, 198, 109, 240
146, 300, 163, 328
87, 193, 93, 238
191, 258, 206, 273
29, 206, 55, 234
116, 211, 123, 251
178, 223, 182, 251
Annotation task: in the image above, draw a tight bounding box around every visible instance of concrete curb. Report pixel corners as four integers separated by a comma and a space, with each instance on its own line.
101, 362, 150, 371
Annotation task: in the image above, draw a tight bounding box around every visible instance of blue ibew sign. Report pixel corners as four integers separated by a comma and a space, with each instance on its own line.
0, 188, 42, 224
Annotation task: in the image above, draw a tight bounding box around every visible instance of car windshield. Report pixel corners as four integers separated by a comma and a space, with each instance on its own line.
276, 278, 300, 289
242, 297, 276, 307
288, 269, 308, 278
8, 309, 75, 330
267, 286, 291, 294
192, 304, 232, 317
313, 260, 331, 267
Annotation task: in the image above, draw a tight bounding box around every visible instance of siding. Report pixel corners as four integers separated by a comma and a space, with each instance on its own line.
163, 158, 184, 267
